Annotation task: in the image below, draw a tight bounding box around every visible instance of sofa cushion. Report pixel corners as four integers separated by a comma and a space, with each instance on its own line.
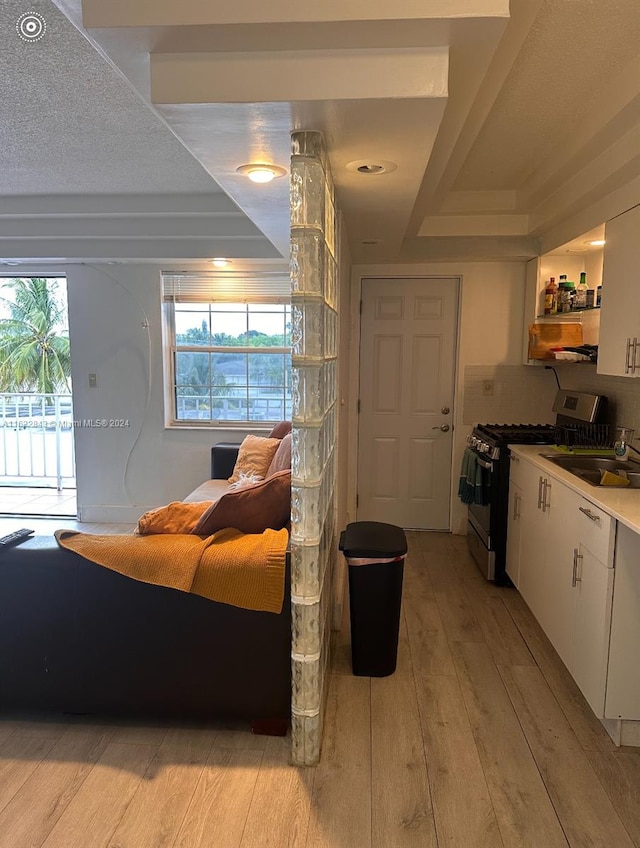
228, 434, 280, 484
267, 421, 292, 440
266, 432, 292, 477
193, 470, 291, 536
136, 500, 213, 535
183, 479, 232, 503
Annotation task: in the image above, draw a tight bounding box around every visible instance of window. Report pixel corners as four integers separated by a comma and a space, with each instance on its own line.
163, 273, 292, 426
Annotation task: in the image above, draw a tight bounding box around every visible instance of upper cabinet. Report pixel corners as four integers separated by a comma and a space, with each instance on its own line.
597, 204, 640, 377
523, 231, 604, 365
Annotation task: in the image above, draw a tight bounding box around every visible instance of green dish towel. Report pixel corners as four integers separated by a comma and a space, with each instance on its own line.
458, 448, 489, 505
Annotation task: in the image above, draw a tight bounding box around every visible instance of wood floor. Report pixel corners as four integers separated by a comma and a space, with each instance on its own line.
1, 530, 639, 848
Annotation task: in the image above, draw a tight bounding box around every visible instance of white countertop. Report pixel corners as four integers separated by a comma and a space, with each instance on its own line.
509, 445, 640, 535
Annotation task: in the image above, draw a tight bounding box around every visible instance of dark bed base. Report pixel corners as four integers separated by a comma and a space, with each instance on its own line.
0, 536, 291, 727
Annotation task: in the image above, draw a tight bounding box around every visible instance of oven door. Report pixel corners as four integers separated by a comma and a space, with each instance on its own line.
466, 453, 495, 536
465, 452, 499, 581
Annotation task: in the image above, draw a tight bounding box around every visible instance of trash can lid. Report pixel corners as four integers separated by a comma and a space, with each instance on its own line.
339, 521, 407, 558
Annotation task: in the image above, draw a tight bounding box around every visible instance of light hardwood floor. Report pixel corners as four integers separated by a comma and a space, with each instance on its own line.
1, 529, 639, 848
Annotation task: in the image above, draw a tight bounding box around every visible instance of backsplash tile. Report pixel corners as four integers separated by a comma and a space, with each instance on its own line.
463, 364, 558, 425
463, 362, 640, 446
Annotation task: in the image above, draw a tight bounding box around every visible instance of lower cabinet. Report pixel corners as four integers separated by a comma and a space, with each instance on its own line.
606, 523, 640, 719
507, 452, 614, 716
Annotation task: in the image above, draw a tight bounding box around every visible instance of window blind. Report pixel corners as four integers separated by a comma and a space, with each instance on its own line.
162, 271, 291, 304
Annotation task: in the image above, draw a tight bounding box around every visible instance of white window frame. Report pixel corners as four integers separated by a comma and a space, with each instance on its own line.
162, 272, 291, 429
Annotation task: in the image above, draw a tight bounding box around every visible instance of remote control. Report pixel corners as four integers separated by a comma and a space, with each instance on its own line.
0, 528, 35, 549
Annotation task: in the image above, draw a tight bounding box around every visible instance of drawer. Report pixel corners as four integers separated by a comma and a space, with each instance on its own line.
574, 497, 613, 564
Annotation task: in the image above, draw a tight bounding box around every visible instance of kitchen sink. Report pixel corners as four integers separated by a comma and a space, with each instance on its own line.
539, 454, 640, 488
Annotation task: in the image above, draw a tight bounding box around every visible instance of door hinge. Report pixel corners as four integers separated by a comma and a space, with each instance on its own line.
359, 299, 363, 315
356, 494, 359, 508
357, 399, 361, 414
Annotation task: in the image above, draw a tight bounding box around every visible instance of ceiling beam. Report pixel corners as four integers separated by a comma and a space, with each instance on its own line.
82, 0, 509, 28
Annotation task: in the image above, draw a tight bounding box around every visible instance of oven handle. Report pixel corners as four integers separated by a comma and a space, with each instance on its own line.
476, 457, 494, 470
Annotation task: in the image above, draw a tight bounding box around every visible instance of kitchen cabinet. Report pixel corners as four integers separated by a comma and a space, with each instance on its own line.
597, 203, 640, 376
606, 523, 640, 719
506, 452, 614, 715
522, 249, 602, 366
504, 477, 523, 588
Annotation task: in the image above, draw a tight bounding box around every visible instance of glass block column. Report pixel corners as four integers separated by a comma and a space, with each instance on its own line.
289, 131, 339, 766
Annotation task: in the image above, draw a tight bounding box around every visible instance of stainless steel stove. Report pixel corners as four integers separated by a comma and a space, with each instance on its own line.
465, 391, 607, 584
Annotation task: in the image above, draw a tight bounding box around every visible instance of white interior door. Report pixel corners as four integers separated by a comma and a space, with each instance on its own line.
356, 277, 459, 529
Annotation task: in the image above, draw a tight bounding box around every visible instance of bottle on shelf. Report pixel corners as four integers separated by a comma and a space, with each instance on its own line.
596, 284, 602, 307
543, 277, 558, 315
574, 271, 588, 309
558, 275, 575, 313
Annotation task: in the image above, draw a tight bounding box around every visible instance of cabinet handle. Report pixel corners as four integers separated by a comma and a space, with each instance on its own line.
511, 454, 520, 463
633, 338, 640, 374
572, 548, 583, 587
579, 506, 600, 522
542, 480, 550, 513
625, 338, 633, 374
513, 492, 521, 520
538, 477, 544, 509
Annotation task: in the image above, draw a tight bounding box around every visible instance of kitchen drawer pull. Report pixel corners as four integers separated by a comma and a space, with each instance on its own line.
572, 548, 583, 587
579, 506, 600, 522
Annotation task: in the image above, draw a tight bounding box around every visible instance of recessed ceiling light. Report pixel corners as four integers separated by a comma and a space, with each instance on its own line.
587, 239, 606, 246
346, 159, 398, 176
236, 163, 287, 183
211, 258, 229, 268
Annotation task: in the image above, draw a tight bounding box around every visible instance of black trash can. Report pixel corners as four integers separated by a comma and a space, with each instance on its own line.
339, 521, 407, 677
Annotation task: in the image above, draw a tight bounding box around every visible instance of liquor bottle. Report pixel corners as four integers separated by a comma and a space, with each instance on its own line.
574, 272, 588, 309
543, 277, 558, 315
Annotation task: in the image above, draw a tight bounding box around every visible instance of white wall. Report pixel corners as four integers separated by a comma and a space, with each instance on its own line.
53, 262, 281, 522
348, 261, 539, 535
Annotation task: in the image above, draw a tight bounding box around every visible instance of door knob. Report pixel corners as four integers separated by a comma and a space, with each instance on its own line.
432, 424, 450, 432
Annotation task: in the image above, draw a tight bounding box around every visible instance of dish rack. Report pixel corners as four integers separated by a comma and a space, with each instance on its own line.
554, 423, 616, 452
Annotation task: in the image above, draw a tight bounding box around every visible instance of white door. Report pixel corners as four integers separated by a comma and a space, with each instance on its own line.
356, 277, 458, 529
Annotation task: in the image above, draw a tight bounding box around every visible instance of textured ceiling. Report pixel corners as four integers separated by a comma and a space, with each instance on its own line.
0, 0, 222, 195
453, 0, 640, 192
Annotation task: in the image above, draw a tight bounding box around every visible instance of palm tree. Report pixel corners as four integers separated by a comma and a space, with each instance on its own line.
0, 278, 71, 394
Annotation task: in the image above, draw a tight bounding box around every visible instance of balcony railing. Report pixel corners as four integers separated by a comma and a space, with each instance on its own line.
0, 393, 75, 491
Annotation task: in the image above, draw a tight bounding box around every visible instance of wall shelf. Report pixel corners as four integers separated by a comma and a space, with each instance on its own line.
536, 306, 601, 320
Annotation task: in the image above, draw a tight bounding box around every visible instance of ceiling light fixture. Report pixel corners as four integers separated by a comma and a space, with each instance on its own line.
211, 258, 229, 267
236, 163, 287, 184
346, 159, 397, 176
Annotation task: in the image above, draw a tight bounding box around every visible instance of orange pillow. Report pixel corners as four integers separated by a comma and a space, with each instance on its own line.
228, 434, 280, 484
136, 500, 213, 535
193, 470, 291, 536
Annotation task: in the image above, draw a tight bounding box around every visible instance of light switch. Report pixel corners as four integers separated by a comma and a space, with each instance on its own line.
88, 373, 97, 388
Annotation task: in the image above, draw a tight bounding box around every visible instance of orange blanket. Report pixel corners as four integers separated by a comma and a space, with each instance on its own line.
55, 527, 288, 613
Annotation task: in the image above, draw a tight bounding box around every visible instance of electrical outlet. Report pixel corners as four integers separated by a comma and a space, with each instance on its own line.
88, 373, 97, 388
482, 379, 494, 396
